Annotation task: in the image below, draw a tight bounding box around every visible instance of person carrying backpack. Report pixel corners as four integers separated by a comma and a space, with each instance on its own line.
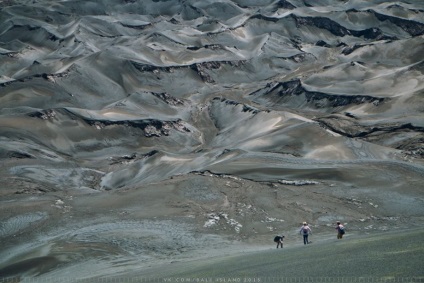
274, 234, 285, 248
336, 221, 345, 239
300, 222, 312, 245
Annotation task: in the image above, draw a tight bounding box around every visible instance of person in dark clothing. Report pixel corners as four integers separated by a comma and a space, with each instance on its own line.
336, 221, 345, 239
274, 234, 285, 248
299, 222, 312, 245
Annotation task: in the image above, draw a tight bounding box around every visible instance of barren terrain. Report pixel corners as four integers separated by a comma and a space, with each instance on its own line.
0, 0, 423, 280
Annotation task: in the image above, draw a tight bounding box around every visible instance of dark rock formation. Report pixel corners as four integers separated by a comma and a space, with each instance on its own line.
276, 0, 296, 10
292, 15, 352, 37
84, 118, 191, 137
292, 15, 395, 40
191, 62, 221, 83
132, 60, 245, 84
28, 109, 57, 120
369, 10, 424, 36
213, 97, 264, 114
316, 115, 424, 157
152, 92, 184, 106
316, 40, 331, 47
341, 44, 366, 55
6, 151, 34, 159
250, 79, 385, 109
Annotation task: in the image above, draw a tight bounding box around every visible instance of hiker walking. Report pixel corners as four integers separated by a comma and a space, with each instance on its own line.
274, 234, 285, 248
300, 222, 312, 245
336, 221, 345, 239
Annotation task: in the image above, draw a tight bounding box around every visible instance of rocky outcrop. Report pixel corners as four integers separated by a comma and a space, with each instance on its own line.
316, 115, 424, 139
250, 79, 385, 109
316, 115, 424, 157
368, 10, 424, 36
152, 92, 184, 106
132, 60, 246, 84
212, 97, 265, 114
291, 15, 395, 40
276, 0, 296, 10
84, 118, 191, 137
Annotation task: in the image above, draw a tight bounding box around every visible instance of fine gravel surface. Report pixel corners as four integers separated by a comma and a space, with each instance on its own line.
127, 228, 424, 281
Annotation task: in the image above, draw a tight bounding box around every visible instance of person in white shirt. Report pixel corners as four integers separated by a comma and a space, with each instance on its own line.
300, 222, 312, 245
336, 221, 345, 239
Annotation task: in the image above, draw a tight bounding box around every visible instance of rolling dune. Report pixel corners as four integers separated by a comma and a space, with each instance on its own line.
0, 0, 423, 280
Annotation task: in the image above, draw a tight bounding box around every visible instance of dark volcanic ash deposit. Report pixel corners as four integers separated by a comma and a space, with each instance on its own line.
0, 0, 423, 279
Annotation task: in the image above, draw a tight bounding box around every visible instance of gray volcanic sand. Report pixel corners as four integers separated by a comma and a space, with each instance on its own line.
0, 0, 424, 280
128, 228, 424, 279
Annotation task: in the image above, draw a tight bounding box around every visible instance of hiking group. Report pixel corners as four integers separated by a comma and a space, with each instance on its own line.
274, 221, 345, 248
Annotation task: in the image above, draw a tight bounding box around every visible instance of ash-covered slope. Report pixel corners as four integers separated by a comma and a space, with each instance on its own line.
0, 0, 424, 279
1, 0, 423, 192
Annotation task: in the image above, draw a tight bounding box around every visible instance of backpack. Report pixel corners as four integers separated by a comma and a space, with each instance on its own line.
339, 226, 345, 235
302, 227, 309, 234
274, 236, 281, 242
